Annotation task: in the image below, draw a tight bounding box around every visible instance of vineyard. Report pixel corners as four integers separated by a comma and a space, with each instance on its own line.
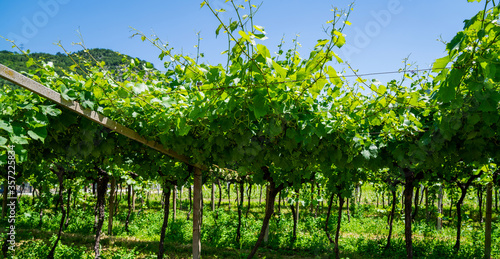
0, 0, 500, 258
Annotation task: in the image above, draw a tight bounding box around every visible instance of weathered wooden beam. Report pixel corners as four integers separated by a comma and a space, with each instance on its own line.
0, 63, 204, 169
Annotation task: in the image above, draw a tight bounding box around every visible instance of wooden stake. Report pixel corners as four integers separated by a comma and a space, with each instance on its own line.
0, 64, 204, 169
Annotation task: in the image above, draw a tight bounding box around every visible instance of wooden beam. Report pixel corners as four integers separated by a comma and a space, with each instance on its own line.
0, 63, 204, 169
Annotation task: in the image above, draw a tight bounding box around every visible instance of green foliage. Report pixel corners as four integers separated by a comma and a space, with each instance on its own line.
0, 85, 61, 164
11, 237, 90, 259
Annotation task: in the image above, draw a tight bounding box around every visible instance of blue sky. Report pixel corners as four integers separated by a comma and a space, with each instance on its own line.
0, 0, 485, 83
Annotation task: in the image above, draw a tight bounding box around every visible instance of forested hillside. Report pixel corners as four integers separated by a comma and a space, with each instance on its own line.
0, 48, 150, 86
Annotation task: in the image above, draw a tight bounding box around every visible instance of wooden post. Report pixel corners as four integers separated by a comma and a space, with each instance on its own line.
263, 184, 270, 243
495, 186, 498, 211
485, 182, 493, 259
437, 185, 443, 230
187, 185, 192, 220
227, 182, 231, 211
211, 182, 215, 211
193, 168, 202, 259
259, 185, 262, 205
173, 185, 177, 222
131, 187, 136, 212
310, 183, 315, 214
404, 169, 414, 259
294, 188, 300, 238
108, 177, 116, 235
179, 186, 183, 210
424, 187, 429, 221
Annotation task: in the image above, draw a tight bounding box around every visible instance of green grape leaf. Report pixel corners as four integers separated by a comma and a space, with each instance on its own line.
269, 122, 282, 138
40, 105, 62, 117
253, 97, 268, 119
0, 136, 7, 146
447, 31, 464, 53
215, 24, 223, 37
176, 117, 191, 136
13, 145, 27, 163
0, 120, 13, 134
81, 100, 95, 110
10, 136, 29, 145
117, 88, 129, 98
432, 56, 451, 73
333, 31, 346, 48
27, 127, 48, 143
189, 106, 204, 120
361, 149, 371, 159
229, 21, 238, 33
257, 44, 271, 58
438, 82, 455, 103
272, 61, 287, 78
